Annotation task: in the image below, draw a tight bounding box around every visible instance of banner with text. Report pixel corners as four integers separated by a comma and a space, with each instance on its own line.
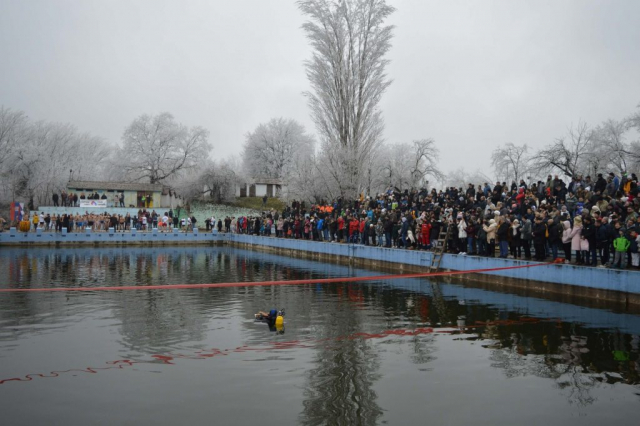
79, 200, 107, 208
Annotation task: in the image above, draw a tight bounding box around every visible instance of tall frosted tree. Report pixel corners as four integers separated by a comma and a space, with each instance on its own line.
490, 143, 531, 185
242, 118, 315, 180
299, 0, 395, 198
119, 112, 211, 184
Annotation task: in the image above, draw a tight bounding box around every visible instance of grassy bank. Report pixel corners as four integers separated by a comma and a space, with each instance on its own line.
228, 197, 285, 211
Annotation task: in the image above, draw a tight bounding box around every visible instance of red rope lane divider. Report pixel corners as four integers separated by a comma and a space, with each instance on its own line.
0, 327, 439, 384
0, 262, 555, 293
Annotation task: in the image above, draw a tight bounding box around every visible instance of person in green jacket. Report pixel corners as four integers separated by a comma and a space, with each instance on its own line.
612, 230, 630, 269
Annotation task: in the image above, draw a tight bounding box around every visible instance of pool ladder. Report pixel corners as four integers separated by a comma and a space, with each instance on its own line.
429, 222, 451, 273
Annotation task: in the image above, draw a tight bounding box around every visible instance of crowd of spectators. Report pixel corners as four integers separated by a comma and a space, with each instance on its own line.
12, 209, 198, 232
4, 171, 639, 270
220, 172, 640, 270
50, 191, 126, 208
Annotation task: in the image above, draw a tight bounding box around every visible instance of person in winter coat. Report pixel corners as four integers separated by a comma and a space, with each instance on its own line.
595, 218, 612, 266
547, 219, 562, 260
348, 217, 359, 243
570, 216, 584, 264
380, 217, 390, 247
337, 216, 345, 242
407, 221, 416, 249
521, 218, 533, 259
429, 220, 440, 250
465, 219, 477, 255
496, 217, 510, 258
400, 216, 410, 249
581, 216, 597, 265
508, 219, 522, 258
457, 215, 468, 254
516, 187, 525, 206
612, 230, 630, 268
630, 230, 639, 269
420, 220, 432, 250
476, 222, 487, 256
532, 217, 547, 261
561, 220, 573, 262
276, 218, 284, 238
375, 220, 384, 247
483, 219, 497, 257
329, 217, 338, 242
594, 173, 607, 194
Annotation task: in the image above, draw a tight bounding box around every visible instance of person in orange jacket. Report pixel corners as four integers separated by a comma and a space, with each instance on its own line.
349, 217, 359, 243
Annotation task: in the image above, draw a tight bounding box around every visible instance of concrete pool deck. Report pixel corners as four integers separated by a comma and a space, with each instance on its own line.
2, 228, 638, 303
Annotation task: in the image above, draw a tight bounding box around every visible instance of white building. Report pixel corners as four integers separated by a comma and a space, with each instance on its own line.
236, 178, 286, 198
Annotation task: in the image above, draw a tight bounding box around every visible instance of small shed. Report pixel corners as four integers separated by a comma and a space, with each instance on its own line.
236, 178, 285, 198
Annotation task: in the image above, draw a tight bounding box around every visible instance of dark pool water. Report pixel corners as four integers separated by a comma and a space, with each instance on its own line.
0, 246, 638, 425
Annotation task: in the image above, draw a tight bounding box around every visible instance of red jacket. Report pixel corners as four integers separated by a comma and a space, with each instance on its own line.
421, 223, 431, 244
349, 220, 359, 235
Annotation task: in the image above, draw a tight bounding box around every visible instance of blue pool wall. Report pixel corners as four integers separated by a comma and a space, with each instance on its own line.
2, 228, 638, 297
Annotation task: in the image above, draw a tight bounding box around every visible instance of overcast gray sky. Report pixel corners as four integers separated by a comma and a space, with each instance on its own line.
1, 0, 639, 177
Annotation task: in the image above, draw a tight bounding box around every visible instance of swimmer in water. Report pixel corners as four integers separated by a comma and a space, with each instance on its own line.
255, 309, 278, 321
255, 309, 285, 334
255, 308, 284, 325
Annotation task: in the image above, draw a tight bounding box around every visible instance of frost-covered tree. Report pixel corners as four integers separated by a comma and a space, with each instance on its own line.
624, 105, 640, 170
491, 143, 531, 184
532, 121, 594, 179
299, 0, 395, 198
440, 168, 493, 191
590, 119, 632, 174
406, 138, 443, 188
3, 116, 109, 207
242, 118, 315, 180
378, 139, 442, 191
0, 106, 27, 173
118, 112, 211, 184
286, 153, 333, 203
173, 159, 239, 203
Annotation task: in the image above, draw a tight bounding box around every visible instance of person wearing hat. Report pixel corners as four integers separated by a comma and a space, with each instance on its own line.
594, 173, 606, 194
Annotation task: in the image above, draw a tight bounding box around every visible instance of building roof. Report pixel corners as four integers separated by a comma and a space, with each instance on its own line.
251, 178, 284, 185
68, 180, 165, 192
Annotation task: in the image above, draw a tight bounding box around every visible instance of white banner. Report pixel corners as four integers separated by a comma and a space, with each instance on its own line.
79, 200, 107, 208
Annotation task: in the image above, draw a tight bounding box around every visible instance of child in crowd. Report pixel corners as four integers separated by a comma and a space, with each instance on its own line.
575, 198, 584, 216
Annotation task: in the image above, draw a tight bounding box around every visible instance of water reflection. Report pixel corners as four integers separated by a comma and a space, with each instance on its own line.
1, 246, 639, 423
483, 318, 640, 406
